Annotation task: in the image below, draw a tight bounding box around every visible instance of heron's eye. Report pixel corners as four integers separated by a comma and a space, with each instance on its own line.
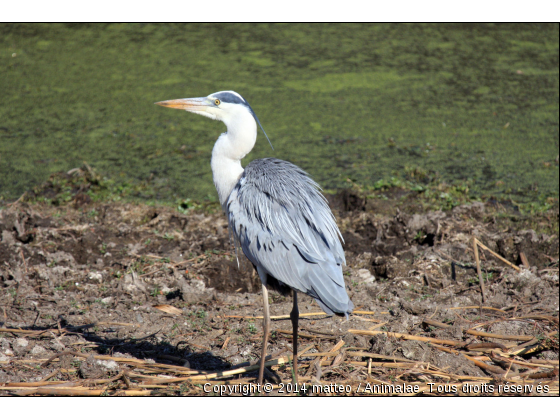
214, 99, 221, 106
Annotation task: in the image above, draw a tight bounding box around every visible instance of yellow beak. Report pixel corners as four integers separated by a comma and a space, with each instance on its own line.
155, 97, 210, 111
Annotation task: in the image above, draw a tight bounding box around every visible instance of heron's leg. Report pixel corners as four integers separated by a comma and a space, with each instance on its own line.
290, 290, 299, 384
258, 284, 270, 385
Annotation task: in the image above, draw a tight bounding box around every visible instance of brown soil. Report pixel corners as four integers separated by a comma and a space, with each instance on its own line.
0, 190, 558, 395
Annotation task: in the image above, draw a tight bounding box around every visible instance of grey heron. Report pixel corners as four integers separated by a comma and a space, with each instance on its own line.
156, 91, 353, 384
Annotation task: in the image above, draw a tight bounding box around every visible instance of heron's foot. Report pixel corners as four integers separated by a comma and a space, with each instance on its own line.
262, 367, 281, 384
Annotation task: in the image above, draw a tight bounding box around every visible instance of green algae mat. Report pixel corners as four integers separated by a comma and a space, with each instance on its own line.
1, 23, 558, 207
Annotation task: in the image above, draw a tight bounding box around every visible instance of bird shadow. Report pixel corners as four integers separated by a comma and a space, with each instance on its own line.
19, 319, 231, 373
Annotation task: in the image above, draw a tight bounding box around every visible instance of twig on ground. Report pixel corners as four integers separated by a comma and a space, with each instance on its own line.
475, 239, 521, 272
473, 237, 486, 302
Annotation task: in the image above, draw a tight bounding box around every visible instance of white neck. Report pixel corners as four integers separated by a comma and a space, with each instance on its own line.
211, 109, 257, 206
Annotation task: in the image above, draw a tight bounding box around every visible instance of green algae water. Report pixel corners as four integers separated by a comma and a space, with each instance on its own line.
1, 23, 558, 206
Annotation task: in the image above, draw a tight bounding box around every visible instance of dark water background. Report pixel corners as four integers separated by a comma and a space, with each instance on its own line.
1, 23, 558, 205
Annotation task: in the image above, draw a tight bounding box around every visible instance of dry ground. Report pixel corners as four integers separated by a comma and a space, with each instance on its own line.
0, 188, 558, 396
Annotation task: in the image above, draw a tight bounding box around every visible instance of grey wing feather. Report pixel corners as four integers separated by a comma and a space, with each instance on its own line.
226, 158, 353, 315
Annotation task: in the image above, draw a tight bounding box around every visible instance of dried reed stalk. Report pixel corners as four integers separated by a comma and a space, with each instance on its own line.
348, 329, 464, 346
463, 354, 506, 375
224, 310, 377, 320
346, 351, 414, 363
463, 329, 534, 341
448, 306, 506, 312
475, 239, 521, 271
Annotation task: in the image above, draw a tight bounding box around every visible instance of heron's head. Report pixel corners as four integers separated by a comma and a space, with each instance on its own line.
156, 90, 272, 148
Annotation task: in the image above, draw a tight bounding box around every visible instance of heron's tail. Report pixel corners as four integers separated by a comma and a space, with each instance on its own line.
314, 296, 354, 319
306, 261, 354, 317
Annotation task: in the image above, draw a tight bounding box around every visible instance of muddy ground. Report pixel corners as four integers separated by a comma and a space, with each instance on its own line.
0, 183, 558, 395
